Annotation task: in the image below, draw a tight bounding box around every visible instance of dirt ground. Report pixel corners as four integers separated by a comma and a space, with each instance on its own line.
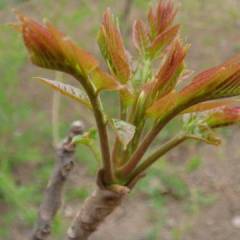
12, 131, 240, 240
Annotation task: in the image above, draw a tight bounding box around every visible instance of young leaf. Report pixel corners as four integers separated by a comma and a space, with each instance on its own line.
119, 88, 135, 107
206, 107, 240, 128
15, 13, 126, 94
144, 39, 187, 97
148, 0, 177, 39
98, 8, 132, 83
147, 56, 240, 119
89, 68, 123, 92
132, 20, 150, 55
147, 90, 178, 118
111, 119, 136, 149
72, 128, 100, 161
35, 77, 91, 108
15, 13, 99, 78
183, 115, 221, 146
148, 25, 180, 59
188, 124, 222, 146
183, 98, 240, 113
72, 128, 97, 145
180, 65, 240, 102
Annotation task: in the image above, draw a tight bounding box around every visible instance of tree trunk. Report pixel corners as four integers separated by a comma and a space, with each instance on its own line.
67, 172, 129, 240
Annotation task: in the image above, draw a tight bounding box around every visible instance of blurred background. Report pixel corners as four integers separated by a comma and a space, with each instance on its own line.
1, 0, 240, 239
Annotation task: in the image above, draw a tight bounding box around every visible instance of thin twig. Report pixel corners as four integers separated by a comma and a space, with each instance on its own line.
31, 121, 84, 240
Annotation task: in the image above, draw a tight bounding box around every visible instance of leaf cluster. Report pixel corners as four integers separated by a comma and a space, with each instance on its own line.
15, 0, 240, 186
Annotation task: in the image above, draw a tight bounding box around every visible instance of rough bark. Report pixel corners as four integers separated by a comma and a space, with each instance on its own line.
67, 171, 129, 240
31, 121, 84, 240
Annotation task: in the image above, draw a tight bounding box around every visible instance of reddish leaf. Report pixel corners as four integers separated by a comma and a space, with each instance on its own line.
98, 8, 132, 83
155, 0, 176, 34
15, 13, 126, 93
147, 56, 240, 119
183, 99, 240, 113
147, 91, 178, 118
132, 20, 150, 54
206, 107, 240, 128
144, 39, 187, 97
180, 63, 240, 102
149, 25, 180, 58
16, 13, 99, 77
147, 7, 156, 39
89, 68, 134, 103
148, 0, 177, 39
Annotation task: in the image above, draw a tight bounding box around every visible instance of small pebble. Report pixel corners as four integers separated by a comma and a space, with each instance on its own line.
231, 216, 240, 228
64, 205, 74, 218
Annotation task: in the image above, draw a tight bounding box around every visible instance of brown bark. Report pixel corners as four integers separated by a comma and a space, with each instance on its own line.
31, 121, 84, 240
67, 171, 129, 240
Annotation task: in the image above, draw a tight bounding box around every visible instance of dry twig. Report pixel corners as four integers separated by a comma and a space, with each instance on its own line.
31, 121, 84, 240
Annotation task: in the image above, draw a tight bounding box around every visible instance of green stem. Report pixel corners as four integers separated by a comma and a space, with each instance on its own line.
119, 112, 175, 177
90, 94, 114, 183
76, 74, 113, 184
119, 96, 189, 177
127, 133, 187, 183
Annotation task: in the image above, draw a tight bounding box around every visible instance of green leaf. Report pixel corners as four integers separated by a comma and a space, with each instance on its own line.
111, 119, 136, 149
183, 114, 222, 145
72, 128, 97, 145
89, 67, 123, 92
35, 77, 92, 108
72, 128, 100, 161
